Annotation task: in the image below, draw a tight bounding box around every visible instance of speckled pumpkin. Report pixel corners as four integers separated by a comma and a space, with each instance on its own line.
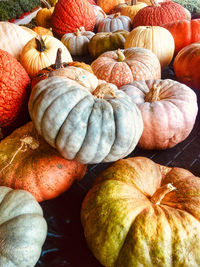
91, 48, 161, 88
81, 156, 200, 267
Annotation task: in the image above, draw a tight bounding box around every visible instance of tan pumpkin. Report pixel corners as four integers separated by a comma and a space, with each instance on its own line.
120, 79, 198, 149
125, 25, 175, 69
20, 35, 72, 78
91, 48, 161, 87
36, 0, 54, 28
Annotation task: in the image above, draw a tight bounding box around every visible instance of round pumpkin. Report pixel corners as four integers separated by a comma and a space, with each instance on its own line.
98, 13, 132, 32
163, 19, 200, 54
0, 49, 31, 128
89, 30, 129, 59
0, 122, 87, 202
29, 75, 143, 164
32, 26, 54, 36
91, 48, 161, 88
0, 186, 47, 266
36, 0, 54, 28
125, 26, 175, 69
92, 4, 107, 29
81, 156, 200, 267
97, 0, 126, 14
20, 35, 72, 78
132, 1, 188, 28
120, 79, 198, 149
173, 42, 200, 90
51, 0, 96, 38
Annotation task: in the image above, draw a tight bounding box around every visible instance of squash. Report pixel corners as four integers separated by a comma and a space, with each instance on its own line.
91, 48, 161, 88
32, 26, 54, 36
28, 75, 143, 164
20, 35, 72, 78
89, 30, 129, 59
20, 26, 38, 37
61, 27, 95, 56
0, 122, 87, 202
163, 19, 200, 54
51, 0, 96, 38
81, 156, 200, 267
120, 79, 198, 149
173, 42, 200, 90
36, 0, 54, 28
0, 186, 47, 266
97, 0, 126, 14
92, 4, 107, 29
124, 26, 175, 69
98, 13, 132, 32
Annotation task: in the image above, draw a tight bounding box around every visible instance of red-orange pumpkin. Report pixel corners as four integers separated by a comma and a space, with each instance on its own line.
51, 0, 96, 38
163, 19, 200, 54
0, 49, 31, 128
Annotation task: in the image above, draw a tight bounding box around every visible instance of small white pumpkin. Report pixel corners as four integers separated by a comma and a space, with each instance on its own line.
98, 13, 132, 32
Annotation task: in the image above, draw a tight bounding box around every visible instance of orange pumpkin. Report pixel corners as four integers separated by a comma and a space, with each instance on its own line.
36, 0, 54, 28
97, 0, 126, 14
32, 26, 53, 36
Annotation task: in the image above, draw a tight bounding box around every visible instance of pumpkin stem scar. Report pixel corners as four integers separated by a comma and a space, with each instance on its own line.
92, 83, 117, 99
151, 183, 176, 205
145, 83, 162, 102
0, 136, 39, 174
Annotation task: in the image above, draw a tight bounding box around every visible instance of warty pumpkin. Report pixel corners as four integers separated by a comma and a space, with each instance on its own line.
29, 75, 143, 164
0, 186, 47, 266
81, 156, 200, 267
91, 48, 161, 88
120, 78, 198, 149
0, 122, 87, 202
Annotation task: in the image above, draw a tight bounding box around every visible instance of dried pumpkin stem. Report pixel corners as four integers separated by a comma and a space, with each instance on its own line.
145, 84, 161, 102
117, 49, 125, 62
131, 0, 137, 5
75, 28, 82, 36
151, 183, 176, 205
35, 36, 46, 52
114, 12, 121, 18
92, 83, 117, 99
55, 48, 63, 69
40, 0, 52, 9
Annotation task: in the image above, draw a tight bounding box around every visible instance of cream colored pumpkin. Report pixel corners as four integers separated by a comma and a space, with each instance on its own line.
125, 26, 175, 69
20, 35, 72, 78
98, 13, 132, 32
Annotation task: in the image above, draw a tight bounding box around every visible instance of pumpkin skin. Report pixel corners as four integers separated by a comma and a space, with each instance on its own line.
32, 26, 54, 36
163, 19, 200, 54
0, 186, 47, 266
120, 79, 198, 149
20, 35, 72, 78
36, 1, 54, 29
0, 49, 31, 128
89, 30, 129, 59
97, 0, 126, 14
81, 156, 200, 267
28, 75, 143, 164
51, 0, 96, 38
98, 13, 132, 32
173, 42, 200, 90
0, 122, 87, 202
91, 48, 161, 88
132, 1, 188, 28
125, 26, 175, 69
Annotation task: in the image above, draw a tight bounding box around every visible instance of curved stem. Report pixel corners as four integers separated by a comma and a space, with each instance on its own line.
35, 36, 46, 52
145, 84, 161, 102
40, 0, 52, 9
151, 183, 176, 205
131, 0, 137, 5
117, 49, 125, 62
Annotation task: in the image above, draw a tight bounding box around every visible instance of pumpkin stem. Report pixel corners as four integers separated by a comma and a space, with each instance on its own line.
131, 0, 137, 5
54, 48, 64, 69
92, 83, 117, 99
40, 0, 52, 9
145, 84, 161, 102
117, 49, 126, 62
35, 36, 46, 52
150, 0, 160, 6
75, 28, 82, 36
114, 12, 121, 18
151, 183, 176, 205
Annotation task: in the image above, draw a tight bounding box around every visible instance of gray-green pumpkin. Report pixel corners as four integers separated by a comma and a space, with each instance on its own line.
28, 71, 143, 164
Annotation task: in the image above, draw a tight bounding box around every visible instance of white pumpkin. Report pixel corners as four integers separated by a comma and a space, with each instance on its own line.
98, 13, 132, 32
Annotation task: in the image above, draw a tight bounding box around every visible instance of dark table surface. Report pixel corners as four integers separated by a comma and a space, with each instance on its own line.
35, 56, 200, 267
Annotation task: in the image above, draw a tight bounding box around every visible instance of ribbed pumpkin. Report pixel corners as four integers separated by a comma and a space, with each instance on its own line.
97, 0, 127, 14
91, 48, 161, 88
163, 19, 200, 54
132, 0, 188, 28
51, 0, 96, 38
125, 26, 175, 69
36, 0, 54, 28
120, 79, 198, 149
29, 75, 143, 164
89, 30, 129, 58
98, 13, 132, 32
173, 42, 200, 90
81, 156, 200, 267
0, 49, 31, 128
0, 122, 87, 202
0, 186, 47, 266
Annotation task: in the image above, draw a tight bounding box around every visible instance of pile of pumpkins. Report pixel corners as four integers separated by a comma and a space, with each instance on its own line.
0, 0, 200, 266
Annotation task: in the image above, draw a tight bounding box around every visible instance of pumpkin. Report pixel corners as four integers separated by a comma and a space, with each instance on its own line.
0, 49, 31, 128
125, 26, 175, 69
132, 0, 188, 28
29, 75, 143, 164
163, 19, 200, 54
0, 186, 47, 266
91, 48, 161, 88
173, 42, 200, 90
32, 26, 54, 36
20, 26, 38, 37
92, 4, 107, 28
36, 0, 54, 28
120, 79, 198, 149
98, 13, 132, 32
81, 156, 200, 267
0, 122, 87, 202
89, 30, 129, 59
0, 22, 33, 61
20, 35, 72, 78
51, 0, 96, 38
61, 27, 95, 56
140, 0, 169, 4
97, 0, 126, 14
